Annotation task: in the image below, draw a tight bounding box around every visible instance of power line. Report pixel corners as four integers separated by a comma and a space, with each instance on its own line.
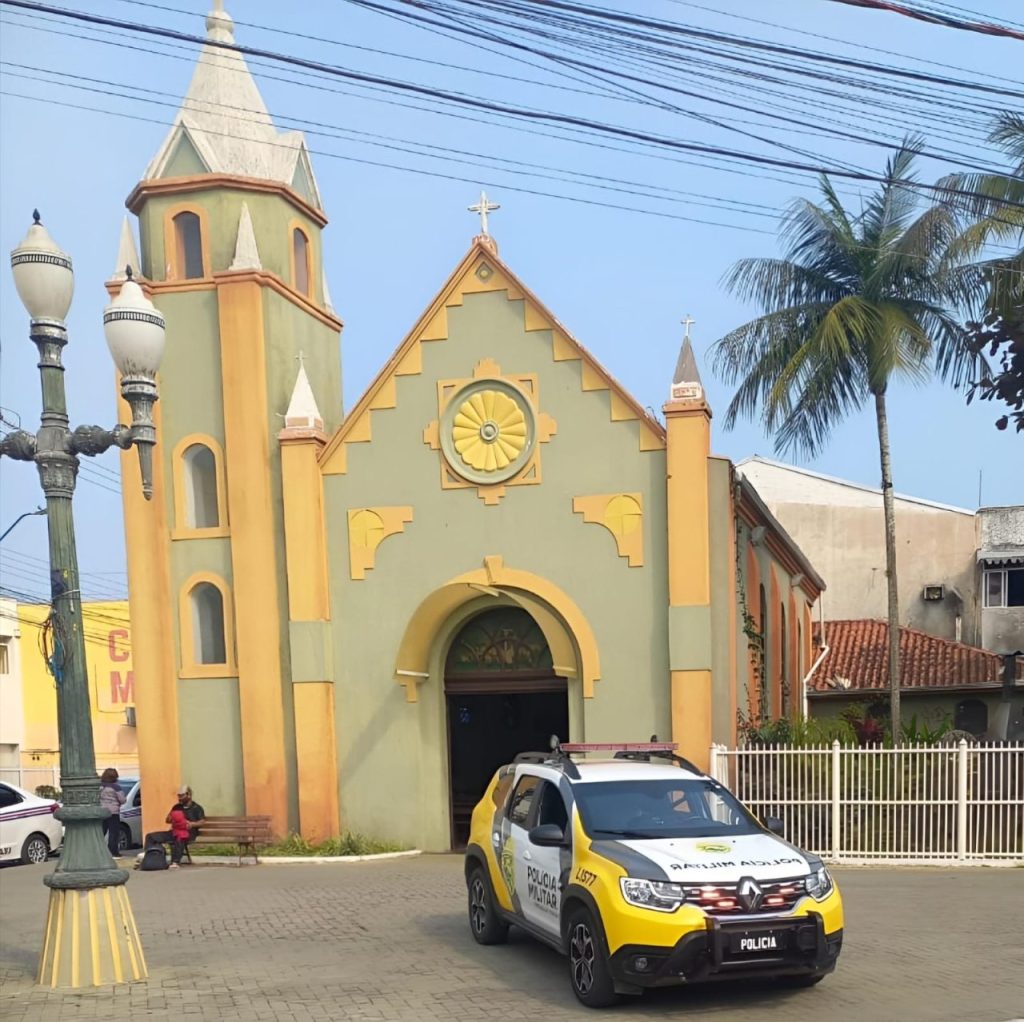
1, 0, 1021, 211
823, 0, 1024, 40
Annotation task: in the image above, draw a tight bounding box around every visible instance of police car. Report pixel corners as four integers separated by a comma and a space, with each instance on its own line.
464, 741, 843, 1008
0, 782, 63, 865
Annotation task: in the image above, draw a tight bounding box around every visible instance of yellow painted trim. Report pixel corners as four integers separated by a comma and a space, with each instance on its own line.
727, 488, 739, 747
665, 404, 711, 606
671, 669, 712, 773
393, 556, 600, 700
294, 683, 340, 842
788, 590, 800, 718
572, 493, 644, 567
128, 172, 328, 227
162, 201, 213, 282
170, 432, 230, 540
71, 890, 81, 988
287, 218, 315, 300
280, 438, 331, 620
102, 888, 123, 984
320, 239, 664, 475
212, 269, 342, 330
348, 507, 414, 580
216, 275, 289, 833
118, 376, 180, 841
177, 571, 238, 678
144, 279, 217, 296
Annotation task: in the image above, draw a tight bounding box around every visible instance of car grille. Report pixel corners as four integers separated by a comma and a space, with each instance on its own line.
682, 877, 805, 915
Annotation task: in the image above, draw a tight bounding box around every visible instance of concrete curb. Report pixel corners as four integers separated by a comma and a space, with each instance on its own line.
181, 849, 422, 866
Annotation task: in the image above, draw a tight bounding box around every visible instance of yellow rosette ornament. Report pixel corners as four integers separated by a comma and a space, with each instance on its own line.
452, 389, 527, 473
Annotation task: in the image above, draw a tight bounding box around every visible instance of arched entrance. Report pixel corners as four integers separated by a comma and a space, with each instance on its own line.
445, 606, 568, 847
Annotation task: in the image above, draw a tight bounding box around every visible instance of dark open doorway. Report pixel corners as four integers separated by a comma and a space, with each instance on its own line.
445, 607, 569, 848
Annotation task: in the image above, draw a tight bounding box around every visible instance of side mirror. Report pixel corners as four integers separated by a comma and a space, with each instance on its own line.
763, 816, 785, 836
528, 823, 567, 847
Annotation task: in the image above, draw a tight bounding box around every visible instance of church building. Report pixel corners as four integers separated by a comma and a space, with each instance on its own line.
115, 4, 824, 850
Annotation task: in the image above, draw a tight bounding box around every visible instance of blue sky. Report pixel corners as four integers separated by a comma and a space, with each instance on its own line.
1, 0, 1022, 601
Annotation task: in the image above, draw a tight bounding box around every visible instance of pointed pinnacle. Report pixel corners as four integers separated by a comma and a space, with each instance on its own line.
32, 209, 41, 224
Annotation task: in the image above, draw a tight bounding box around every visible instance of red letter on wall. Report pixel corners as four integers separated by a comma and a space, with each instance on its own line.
108, 629, 130, 662
110, 670, 135, 705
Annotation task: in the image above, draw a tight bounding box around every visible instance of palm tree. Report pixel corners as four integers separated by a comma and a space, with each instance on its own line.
941, 112, 1024, 431
712, 146, 976, 744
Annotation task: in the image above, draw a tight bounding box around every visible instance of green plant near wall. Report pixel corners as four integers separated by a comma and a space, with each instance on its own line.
734, 515, 766, 720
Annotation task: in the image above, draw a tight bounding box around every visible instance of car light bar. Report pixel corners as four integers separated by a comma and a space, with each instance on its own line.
559, 742, 679, 753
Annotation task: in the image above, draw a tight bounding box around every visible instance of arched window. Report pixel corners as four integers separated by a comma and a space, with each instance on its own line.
173, 211, 205, 279
758, 583, 768, 719
779, 601, 788, 711
191, 582, 226, 665
292, 227, 311, 296
955, 699, 988, 737
183, 443, 219, 528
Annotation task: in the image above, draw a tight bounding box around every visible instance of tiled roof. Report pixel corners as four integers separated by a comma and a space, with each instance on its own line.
809, 620, 1003, 692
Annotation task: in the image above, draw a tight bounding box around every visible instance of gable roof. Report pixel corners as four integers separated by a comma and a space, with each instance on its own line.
809, 619, 1004, 693
737, 456, 974, 515
319, 236, 666, 473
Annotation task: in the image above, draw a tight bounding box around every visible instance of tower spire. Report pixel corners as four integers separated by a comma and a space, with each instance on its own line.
283, 355, 324, 432
670, 318, 705, 404
141, 1, 322, 207
111, 217, 141, 281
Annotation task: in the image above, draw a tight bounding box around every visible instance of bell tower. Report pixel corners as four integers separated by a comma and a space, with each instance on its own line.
116, 1, 342, 837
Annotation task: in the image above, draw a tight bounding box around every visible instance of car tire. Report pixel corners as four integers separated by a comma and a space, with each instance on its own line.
117, 824, 132, 854
566, 906, 619, 1008
21, 833, 50, 865
467, 865, 509, 945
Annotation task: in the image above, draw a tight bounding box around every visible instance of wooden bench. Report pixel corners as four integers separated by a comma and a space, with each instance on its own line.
182, 815, 273, 865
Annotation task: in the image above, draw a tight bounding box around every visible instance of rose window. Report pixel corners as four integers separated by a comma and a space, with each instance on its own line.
452, 390, 527, 472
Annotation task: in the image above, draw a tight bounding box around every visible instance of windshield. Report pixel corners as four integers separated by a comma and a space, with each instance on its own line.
574, 778, 762, 839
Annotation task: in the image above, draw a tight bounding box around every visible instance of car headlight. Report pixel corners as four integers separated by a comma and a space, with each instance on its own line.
619, 877, 687, 913
804, 866, 834, 902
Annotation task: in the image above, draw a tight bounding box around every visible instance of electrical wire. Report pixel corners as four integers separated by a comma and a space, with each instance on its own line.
1, 0, 1021, 212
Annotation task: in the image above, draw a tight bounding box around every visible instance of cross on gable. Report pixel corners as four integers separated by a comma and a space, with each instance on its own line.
681, 315, 695, 339
468, 191, 500, 236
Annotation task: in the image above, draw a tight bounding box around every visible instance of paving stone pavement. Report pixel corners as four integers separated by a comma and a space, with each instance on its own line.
1, 855, 1022, 1022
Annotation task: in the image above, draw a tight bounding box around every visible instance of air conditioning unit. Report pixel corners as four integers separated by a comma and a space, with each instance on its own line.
124, 706, 137, 727
923, 584, 945, 602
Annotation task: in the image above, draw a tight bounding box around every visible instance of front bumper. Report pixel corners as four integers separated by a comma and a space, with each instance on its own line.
608, 912, 843, 989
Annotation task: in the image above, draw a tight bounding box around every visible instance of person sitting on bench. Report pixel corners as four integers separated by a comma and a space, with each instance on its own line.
145, 784, 205, 869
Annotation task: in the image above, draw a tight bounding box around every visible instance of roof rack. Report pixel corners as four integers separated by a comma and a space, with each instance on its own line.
512, 736, 705, 780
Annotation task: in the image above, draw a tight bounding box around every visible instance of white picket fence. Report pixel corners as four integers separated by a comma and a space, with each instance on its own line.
709, 741, 1024, 866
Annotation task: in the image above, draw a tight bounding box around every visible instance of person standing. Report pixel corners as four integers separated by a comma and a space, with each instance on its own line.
144, 785, 206, 869
99, 768, 126, 857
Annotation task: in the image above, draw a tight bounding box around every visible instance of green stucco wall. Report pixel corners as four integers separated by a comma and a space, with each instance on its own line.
323, 288, 671, 850
178, 678, 245, 814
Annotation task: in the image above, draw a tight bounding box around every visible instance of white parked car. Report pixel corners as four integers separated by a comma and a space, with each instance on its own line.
117, 779, 142, 852
0, 782, 63, 865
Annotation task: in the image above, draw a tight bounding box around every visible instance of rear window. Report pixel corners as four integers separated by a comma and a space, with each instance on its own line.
574, 778, 761, 839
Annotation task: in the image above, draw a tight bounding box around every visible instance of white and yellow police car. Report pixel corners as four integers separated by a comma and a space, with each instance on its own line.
465, 741, 843, 1008
0, 781, 63, 865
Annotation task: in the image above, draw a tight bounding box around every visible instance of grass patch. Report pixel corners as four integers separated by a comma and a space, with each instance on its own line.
190, 831, 409, 858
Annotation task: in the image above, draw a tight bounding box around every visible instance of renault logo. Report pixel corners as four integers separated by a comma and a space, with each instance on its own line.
737, 876, 763, 911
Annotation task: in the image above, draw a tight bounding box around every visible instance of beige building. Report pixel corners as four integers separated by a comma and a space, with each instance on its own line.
738, 457, 980, 645
0, 598, 24, 770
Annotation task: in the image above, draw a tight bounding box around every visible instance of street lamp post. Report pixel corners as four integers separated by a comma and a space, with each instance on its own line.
0, 212, 165, 988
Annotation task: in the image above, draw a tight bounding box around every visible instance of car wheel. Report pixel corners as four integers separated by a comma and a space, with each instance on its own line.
566, 906, 619, 1008
118, 824, 132, 854
467, 865, 509, 945
21, 833, 50, 865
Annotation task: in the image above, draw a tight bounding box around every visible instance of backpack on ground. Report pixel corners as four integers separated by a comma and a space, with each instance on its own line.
140, 845, 168, 871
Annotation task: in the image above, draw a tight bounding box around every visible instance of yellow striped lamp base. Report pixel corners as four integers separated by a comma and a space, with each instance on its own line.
38, 886, 147, 987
